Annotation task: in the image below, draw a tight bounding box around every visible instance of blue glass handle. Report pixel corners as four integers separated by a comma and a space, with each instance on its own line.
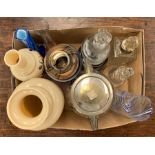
15, 28, 46, 57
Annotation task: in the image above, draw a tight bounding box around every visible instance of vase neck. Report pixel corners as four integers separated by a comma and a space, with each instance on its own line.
4, 49, 37, 77
4, 49, 26, 69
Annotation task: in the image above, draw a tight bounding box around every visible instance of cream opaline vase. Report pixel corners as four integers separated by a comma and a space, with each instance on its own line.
4, 48, 44, 81
7, 78, 64, 131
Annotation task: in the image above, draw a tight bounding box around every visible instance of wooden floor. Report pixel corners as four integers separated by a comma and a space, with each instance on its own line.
0, 17, 155, 136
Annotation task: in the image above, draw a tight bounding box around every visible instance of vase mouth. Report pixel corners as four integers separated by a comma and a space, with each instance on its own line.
19, 95, 43, 118
4, 49, 21, 67
7, 87, 50, 130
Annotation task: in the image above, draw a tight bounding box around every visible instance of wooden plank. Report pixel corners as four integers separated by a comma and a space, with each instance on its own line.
0, 17, 155, 136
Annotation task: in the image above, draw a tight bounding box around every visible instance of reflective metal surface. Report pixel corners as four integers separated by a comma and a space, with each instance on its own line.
44, 44, 82, 82
71, 71, 113, 130
71, 73, 113, 116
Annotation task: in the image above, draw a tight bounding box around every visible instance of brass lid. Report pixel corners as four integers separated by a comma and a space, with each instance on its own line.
44, 44, 82, 82
71, 73, 113, 116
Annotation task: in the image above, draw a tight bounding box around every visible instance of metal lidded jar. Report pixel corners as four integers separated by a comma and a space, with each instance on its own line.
71, 59, 113, 130
44, 44, 82, 82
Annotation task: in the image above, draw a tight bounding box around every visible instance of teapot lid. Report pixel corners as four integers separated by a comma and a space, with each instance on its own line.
71, 73, 113, 116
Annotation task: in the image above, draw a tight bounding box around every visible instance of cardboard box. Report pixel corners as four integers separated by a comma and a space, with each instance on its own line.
12, 26, 145, 130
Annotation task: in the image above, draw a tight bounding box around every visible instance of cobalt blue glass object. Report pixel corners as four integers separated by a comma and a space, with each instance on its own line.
15, 28, 46, 57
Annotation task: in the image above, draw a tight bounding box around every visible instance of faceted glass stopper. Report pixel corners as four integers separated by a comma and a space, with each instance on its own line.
109, 66, 134, 87
121, 36, 139, 52
92, 29, 112, 50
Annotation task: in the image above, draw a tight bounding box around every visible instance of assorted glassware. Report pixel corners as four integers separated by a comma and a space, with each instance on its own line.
108, 65, 134, 87
4, 27, 153, 131
81, 29, 112, 68
111, 90, 153, 121
108, 36, 138, 65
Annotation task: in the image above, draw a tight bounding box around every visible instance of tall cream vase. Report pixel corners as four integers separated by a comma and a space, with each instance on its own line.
4, 48, 44, 81
7, 78, 64, 131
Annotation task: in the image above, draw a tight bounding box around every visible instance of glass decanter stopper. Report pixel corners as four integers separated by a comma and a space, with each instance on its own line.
121, 36, 139, 53
109, 66, 134, 87
111, 90, 153, 121
82, 29, 112, 67
108, 36, 139, 65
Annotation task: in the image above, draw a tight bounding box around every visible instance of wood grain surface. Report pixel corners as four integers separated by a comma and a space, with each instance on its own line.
0, 17, 155, 136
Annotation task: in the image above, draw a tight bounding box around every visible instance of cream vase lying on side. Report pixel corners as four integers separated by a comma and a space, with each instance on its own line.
7, 78, 64, 131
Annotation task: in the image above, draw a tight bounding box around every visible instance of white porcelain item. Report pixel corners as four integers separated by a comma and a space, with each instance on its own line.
7, 78, 64, 131
4, 48, 44, 81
